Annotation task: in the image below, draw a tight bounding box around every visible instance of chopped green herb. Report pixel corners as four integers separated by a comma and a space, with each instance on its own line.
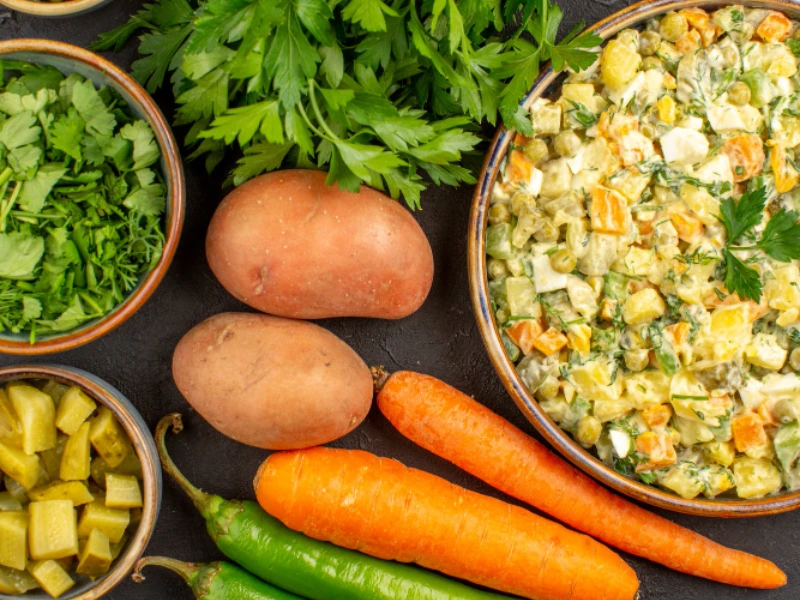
0, 63, 166, 342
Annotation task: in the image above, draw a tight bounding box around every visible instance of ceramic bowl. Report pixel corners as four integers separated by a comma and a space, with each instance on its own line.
0, 364, 162, 600
0, 0, 111, 17
469, 0, 800, 517
0, 39, 185, 355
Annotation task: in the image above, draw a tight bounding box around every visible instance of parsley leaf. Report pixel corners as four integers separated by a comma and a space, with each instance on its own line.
723, 248, 762, 302
718, 187, 800, 301
95, 0, 600, 208
754, 208, 800, 262
718, 186, 768, 242
0, 232, 44, 280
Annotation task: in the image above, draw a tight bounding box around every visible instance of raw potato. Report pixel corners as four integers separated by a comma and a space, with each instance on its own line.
172, 312, 373, 449
206, 170, 434, 320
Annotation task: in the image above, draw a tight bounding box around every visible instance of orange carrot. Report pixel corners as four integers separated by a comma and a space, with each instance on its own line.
255, 446, 639, 600
376, 371, 787, 590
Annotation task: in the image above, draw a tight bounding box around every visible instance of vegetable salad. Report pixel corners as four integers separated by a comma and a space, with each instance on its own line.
487, 6, 800, 500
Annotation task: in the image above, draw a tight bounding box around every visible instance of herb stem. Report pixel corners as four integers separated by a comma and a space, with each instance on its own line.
0, 167, 12, 188
306, 80, 340, 142
0, 181, 23, 233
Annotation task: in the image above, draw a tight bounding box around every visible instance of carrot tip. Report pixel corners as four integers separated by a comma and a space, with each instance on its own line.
370, 366, 391, 394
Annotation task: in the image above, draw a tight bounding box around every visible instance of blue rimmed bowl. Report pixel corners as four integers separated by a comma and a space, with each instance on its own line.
468, 0, 800, 517
0, 364, 162, 599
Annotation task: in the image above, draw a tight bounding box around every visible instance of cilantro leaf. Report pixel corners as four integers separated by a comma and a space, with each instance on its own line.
50, 109, 85, 161
0, 232, 44, 280
71, 80, 117, 139
18, 164, 66, 213
121, 121, 161, 169
0, 112, 41, 149
22, 296, 41, 320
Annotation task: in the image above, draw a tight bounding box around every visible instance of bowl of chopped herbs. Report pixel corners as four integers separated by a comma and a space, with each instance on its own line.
0, 39, 185, 355
0, 0, 111, 18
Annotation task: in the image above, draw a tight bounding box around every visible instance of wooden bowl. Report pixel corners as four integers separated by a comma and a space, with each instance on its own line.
0, 40, 185, 355
468, 0, 800, 517
0, 364, 162, 600
0, 0, 111, 17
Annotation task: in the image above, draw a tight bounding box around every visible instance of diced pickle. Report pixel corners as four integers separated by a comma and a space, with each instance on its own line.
90, 451, 142, 488
3, 476, 28, 505
486, 223, 514, 260
0, 566, 40, 594
0, 492, 22, 511
88, 408, 131, 469
39, 436, 68, 482
77, 500, 129, 544
0, 442, 42, 490
60, 423, 91, 482
76, 529, 112, 578
8, 386, 57, 455
109, 533, 129, 561
54, 388, 96, 437
28, 500, 79, 561
104, 474, 142, 509
29, 560, 75, 598
28, 481, 94, 506
54, 557, 75, 573
0, 511, 27, 570
0, 389, 23, 449
40, 382, 71, 405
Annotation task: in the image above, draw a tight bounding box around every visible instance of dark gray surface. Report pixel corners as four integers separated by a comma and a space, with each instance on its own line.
0, 3, 797, 598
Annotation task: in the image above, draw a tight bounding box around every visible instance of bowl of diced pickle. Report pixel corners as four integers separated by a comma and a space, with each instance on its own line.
0, 365, 161, 598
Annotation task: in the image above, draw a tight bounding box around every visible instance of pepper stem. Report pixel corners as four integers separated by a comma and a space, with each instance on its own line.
371, 366, 391, 394
155, 414, 212, 514
133, 556, 199, 586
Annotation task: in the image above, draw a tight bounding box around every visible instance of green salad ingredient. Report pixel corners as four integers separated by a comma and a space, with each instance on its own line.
93, 0, 601, 208
0, 61, 166, 342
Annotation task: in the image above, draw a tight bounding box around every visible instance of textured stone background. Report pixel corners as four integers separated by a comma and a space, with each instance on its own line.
0, 2, 796, 598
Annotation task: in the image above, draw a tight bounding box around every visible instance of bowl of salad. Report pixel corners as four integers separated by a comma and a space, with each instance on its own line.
0, 40, 185, 355
469, 0, 800, 516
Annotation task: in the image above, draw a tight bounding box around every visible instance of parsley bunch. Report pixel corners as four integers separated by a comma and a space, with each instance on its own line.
0, 62, 166, 342
718, 186, 800, 301
93, 0, 600, 208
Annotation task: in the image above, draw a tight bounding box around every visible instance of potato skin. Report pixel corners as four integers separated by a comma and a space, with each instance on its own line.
172, 312, 373, 450
206, 170, 433, 319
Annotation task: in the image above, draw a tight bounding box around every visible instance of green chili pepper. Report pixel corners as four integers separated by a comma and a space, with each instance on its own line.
157, 415, 515, 600
134, 557, 304, 600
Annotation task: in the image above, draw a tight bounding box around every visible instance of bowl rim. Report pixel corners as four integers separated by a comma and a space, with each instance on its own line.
0, 39, 185, 356
468, 0, 800, 517
0, 0, 108, 17
0, 364, 162, 600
